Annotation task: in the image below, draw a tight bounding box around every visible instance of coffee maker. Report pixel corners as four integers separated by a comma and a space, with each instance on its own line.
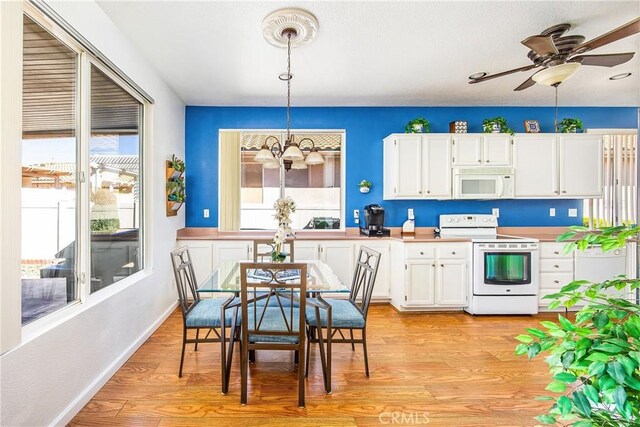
360, 204, 391, 237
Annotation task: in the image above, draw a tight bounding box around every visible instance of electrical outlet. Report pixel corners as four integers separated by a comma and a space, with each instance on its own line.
549, 208, 556, 217
353, 209, 359, 224
568, 208, 578, 217
492, 208, 500, 218
408, 208, 414, 220
203, 209, 209, 218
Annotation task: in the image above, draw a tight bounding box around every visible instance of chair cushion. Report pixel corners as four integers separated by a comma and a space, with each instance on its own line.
247, 307, 301, 344
185, 298, 239, 328
305, 299, 365, 329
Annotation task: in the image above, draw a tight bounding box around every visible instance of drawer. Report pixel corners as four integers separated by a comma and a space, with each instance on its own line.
436, 245, 468, 260
540, 272, 574, 290
540, 243, 573, 259
540, 259, 574, 273
405, 245, 435, 259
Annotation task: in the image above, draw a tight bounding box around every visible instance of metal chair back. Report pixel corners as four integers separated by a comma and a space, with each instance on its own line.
170, 246, 200, 320
253, 239, 295, 262
349, 246, 381, 319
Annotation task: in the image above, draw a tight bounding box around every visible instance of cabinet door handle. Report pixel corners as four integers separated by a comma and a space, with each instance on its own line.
477, 159, 481, 163
440, 264, 444, 267
554, 280, 559, 284
486, 160, 490, 163
554, 251, 559, 255
427, 190, 430, 194
554, 190, 559, 194
562, 190, 567, 194
451, 251, 456, 255
432, 264, 435, 267
554, 265, 559, 268
420, 251, 424, 255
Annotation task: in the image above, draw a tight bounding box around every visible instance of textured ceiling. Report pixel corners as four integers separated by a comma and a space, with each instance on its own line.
96, 1, 640, 106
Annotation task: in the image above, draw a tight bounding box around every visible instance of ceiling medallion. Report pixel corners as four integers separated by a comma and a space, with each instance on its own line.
262, 8, 319, 48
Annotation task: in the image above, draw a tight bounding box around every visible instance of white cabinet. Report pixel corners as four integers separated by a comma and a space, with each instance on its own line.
177, 240, 213, 284
319, 241, 355, 289
212, 241, 252, 267
514, 133, 603, 198
383, 134, 451, 200
559, 134, 603, 197
355, 241, 390, 300
538, 242, 574, 311
452, 134, 512, 167
400, 243, 469, 309
294, 241, 320, 260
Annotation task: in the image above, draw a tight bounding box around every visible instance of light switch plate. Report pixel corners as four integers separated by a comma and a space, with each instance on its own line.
353, 209, 359, 224
492, 208, 499, 218
568, 208, 578, 217
408, 208, 414, 220
549, 208, 556, 217
203, 209, 210, 218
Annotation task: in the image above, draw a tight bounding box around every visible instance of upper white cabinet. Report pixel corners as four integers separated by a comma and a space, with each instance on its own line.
514, 133, 603, 198
452, 134, 512, 167
383, 134, 451, 200
558, 134, 603, 198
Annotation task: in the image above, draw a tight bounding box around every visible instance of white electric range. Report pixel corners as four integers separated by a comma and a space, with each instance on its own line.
439, 214, 540, 315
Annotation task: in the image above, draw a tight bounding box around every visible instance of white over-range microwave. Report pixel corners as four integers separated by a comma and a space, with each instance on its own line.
453, 167, 515, 199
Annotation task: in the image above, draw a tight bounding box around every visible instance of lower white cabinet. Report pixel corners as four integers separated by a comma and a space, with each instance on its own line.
355, 241, 391, 300
320, 241, 355, 288
176, 240, 213, 285
399, 243, 469, 310
213, 241, 252, 266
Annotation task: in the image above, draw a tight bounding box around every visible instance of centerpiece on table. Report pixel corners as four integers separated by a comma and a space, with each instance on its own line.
272, 196, 296, 262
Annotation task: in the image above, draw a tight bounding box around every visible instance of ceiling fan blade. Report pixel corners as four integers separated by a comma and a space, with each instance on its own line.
521, 35, 559, 56
573, 17, 640, 53
468, 64, 537, 84
571, 52, 635, 67
514, 73, 538, 91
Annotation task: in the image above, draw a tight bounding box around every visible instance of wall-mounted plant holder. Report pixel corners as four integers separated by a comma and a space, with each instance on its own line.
359, 179, 372, 194
166, 155, 185, 216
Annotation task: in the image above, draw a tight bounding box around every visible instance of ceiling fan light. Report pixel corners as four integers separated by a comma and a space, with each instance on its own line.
254, 144, 275, 163
609, 72, 632, 80
291, 159, 308, 169
532, 63, 581, 86
305, 150, 324, 165
282, 144, 304, 160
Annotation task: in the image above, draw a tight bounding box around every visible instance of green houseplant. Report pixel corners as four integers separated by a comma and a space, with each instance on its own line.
558, 118, 584, 133
167, 176, 186, 203
405, 117, 430, 133
482, 116, 515, 135
515, 225, 640, 426
359, 179, 372, 193
169, 154, 185, 172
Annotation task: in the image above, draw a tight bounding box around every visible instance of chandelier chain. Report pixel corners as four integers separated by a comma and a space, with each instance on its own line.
286, 32, 292, 143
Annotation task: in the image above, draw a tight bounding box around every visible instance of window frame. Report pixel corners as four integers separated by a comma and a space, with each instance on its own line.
20, 2, 150, 334
220, 128, 347, 232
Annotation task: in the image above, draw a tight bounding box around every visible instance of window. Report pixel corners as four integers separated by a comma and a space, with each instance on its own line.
235, 131, 343, 230
583, 132, 637, 228
20, 13, 147, 325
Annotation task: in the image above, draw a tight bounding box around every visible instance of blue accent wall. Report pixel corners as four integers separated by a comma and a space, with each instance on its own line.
185, 106, 638, 228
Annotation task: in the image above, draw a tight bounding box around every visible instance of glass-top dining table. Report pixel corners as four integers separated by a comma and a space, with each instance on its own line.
196, 259, 349, 394
196, 259, 350, 294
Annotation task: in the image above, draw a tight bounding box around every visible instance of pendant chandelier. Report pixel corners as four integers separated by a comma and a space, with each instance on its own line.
254, 9, 323, 171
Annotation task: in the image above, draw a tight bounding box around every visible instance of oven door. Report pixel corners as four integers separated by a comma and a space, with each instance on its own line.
473, 243, 539, 295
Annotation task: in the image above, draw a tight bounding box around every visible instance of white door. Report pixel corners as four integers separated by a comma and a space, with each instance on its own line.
320, 242, 355, 289
356, 242, 390, 299
436, 260, 468, 306
405, 261, 436, 306
483, 135, 512, 166
294, 241, 319, 261
213, 241, 251, 266
559, 134, 603, 197
394, 135, 423, 197
452, 135, 482, 166
514, 134, 558, 197
423, 135, 452, 198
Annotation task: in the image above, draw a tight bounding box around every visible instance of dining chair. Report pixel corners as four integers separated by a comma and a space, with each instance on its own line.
170, 246, 238, 391
253, 239, 295, 262
238, 262, 308, 407
305, 246, 381, 384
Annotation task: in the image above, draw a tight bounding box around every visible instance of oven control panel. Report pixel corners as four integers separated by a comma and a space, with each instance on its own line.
439, 214, 498, 229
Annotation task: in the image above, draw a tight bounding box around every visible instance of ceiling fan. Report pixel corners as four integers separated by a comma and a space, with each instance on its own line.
469, 17, 640, 91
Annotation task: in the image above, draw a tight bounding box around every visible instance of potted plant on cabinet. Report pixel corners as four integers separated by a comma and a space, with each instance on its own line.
482, 116, 515, 135
405, 117, 430, 133
558, 118, 584, 133
515, 225, 640, 426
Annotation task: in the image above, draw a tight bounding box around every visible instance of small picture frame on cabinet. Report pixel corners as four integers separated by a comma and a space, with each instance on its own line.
524, 120, 540, 133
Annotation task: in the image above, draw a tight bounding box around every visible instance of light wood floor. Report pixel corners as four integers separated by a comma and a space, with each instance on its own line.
70, 305, 557, 426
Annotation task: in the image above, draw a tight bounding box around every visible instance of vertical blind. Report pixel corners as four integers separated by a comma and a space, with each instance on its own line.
584, 133, 637, 228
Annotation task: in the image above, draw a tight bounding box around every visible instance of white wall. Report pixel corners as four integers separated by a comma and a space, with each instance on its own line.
0, 1, 185, 425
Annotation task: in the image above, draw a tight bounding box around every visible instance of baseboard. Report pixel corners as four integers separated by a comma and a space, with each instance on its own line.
50, 301, 178, 426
